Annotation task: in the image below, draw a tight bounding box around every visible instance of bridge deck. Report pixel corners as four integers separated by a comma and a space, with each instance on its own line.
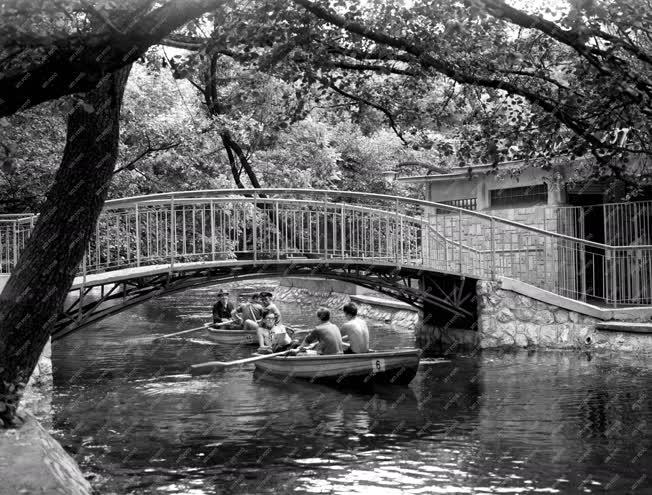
69, 257, 464, 290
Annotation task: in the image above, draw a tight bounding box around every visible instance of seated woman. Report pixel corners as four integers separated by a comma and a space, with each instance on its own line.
258, 313, 294, 353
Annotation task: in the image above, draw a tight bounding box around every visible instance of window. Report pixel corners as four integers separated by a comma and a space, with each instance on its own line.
490, 184, 547, 208
436, 198, 477, 214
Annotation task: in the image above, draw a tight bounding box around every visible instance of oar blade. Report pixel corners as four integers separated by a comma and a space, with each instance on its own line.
190, 350, 292, 376
190, 361, 228, 376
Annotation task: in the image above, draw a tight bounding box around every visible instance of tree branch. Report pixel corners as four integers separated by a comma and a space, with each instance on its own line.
326, 79, 408, 145
113, 141, 181, 175
0, 0, 222, 117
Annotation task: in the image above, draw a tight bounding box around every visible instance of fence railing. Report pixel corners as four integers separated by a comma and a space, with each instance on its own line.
0, 215, 35, 274
2, 189, 652, 307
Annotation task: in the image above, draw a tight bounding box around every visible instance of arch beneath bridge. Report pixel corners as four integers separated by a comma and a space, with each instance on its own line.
53, 260, 479, 340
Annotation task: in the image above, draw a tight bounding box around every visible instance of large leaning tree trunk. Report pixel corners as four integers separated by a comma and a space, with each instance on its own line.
0, 65, 132, 428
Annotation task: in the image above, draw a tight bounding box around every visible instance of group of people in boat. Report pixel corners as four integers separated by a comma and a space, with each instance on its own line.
212, 290, 370, 355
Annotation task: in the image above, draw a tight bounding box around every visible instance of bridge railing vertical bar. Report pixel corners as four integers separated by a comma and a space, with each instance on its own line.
12, 220, 18, 269
490, 217, 496, 280
400, 205, 404, 264
394, 199, 399, 266
209, 199, 217, 261
170, 196, 175, 270
457, 209, 462, 275
135, 204, 140, 267
340, 204, 345, 259
323, 196, 328, 259
275, 201, 280, 261
252, 194, 258, 262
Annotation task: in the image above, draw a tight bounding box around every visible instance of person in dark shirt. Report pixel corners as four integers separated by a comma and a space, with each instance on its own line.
212, 290, 234, 324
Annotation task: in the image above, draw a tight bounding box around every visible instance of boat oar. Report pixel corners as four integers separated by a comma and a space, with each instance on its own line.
153, 320, 234, 342
190, 349, 292, 376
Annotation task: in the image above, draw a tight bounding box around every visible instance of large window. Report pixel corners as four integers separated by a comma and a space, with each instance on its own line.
490, 184, 547, 208
436, 198, 477, 214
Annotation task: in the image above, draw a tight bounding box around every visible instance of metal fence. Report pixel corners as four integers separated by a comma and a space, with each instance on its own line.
2, 190, 652, 307
0, 214, 35, 274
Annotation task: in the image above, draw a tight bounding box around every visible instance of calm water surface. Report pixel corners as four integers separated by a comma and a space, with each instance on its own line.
52, 285, 652, 494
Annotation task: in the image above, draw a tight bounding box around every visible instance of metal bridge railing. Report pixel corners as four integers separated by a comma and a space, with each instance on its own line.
2, 189, 652, 307
0, 214, 35, 274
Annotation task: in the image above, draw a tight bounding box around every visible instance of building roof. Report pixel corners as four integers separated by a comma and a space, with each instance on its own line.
396, 158, 542, 183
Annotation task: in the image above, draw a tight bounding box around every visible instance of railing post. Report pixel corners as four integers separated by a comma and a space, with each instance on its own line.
611, 248, 617, 307
400, 208, 404, 263
579, 240, 587, 302
490, 217, 496, 280
394, 199, 400, 265
170, 196, 175, 271
78, 254, 87, 322
12, 220, 18, 269
323, 195, 328, 259
458, 208, 463, 274
135, 203, 140, 267
340, 204, 345, 259
275, 201, 280, 261
252, 194, 258, 262
210, 199, 216, 261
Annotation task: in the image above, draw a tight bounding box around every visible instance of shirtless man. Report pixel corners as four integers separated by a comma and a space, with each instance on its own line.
260, 291, 281, 323
299, 307, 343, 355
340, 302, 370, 354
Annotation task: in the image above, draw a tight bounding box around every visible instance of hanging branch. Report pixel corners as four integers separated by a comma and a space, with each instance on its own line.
113, 139, 181, 175
326, 79, 409, 146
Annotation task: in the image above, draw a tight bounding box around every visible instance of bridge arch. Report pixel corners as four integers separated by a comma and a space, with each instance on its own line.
54, 259, 478, 340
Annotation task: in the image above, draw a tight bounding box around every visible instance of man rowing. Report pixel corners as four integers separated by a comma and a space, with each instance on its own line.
296, 307, 344, 355
340, 302, 370, 354
231, 292, 263, 331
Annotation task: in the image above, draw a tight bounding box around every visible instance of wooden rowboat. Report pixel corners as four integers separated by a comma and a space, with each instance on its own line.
203, 323, 258, 345
253, 348, 422, 386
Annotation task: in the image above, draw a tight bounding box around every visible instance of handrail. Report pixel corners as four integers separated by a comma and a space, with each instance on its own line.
102, 188, 652, 251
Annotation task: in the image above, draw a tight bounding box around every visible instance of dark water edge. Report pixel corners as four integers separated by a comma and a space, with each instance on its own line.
51, 285, 652, 494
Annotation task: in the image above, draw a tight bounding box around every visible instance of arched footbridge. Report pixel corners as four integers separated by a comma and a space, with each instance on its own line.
2, 189, 650, 340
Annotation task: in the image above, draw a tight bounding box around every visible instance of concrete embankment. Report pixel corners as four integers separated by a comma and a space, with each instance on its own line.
0, 337, 91, 493
0, 414, 92, 495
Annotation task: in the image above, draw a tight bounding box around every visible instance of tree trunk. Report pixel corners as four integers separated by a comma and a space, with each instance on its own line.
0, 65, 132, 428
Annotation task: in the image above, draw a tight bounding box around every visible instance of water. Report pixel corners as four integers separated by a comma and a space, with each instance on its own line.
52, 285, 652, 494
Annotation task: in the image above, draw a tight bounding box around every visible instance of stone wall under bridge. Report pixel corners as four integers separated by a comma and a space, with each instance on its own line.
417, 279, 652, 355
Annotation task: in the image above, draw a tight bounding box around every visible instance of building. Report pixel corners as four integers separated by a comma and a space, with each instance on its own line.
397, 158, 652, 305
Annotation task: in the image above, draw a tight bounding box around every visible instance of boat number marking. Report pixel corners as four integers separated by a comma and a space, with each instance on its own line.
372, 359, 386, 373
245, 335, 253, 343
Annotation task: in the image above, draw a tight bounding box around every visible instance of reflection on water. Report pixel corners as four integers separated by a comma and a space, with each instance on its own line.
52, 285, 652, 494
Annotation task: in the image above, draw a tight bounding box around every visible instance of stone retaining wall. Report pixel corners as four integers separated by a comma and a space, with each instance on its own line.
478, 281, 597, 348
273, 286, 418, 328
477, 281, 652, 352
